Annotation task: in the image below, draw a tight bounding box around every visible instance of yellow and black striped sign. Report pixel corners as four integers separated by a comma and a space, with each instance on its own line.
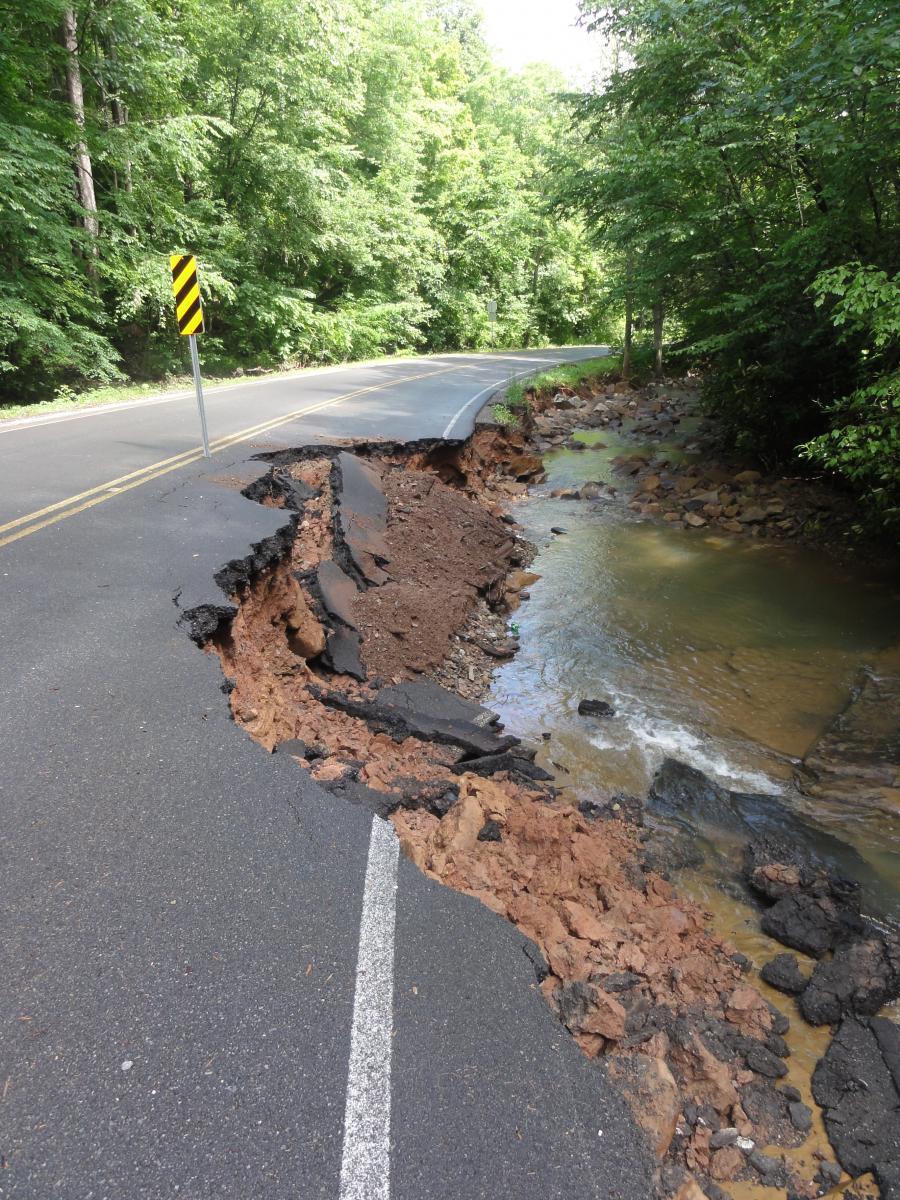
170, 254, 204, 336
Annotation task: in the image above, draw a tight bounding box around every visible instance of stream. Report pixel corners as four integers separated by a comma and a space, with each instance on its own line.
487, 418, 900, 1190
490, 421, 900, 939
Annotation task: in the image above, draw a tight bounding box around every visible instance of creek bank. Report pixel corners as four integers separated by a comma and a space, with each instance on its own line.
494, 368, 900, 1198
520, 372, 867, 553
183, 431, 845, 1200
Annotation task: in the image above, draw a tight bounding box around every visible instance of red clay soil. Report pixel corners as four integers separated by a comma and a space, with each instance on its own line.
206, 443, 821, 1200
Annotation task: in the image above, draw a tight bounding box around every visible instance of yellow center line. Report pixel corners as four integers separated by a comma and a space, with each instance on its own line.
0, 364, 463, 550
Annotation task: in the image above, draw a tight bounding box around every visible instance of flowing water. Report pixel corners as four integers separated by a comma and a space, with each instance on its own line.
490, 422, 900, 928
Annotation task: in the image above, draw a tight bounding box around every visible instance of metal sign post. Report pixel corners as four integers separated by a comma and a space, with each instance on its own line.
188, 332, 210, 459
170, 253, 210, 458
486, 299, 497, 348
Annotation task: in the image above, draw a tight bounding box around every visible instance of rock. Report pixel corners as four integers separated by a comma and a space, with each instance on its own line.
746, 1043, 788, 1079
639, 474, 661, 492
749, 1150, 784, 1181
797, 668, 900, 850
739, 506, 767, 523
508, 453, 543, 479
607, 1053, 681, 1158
761, 891, 861, 959
684, 513, 707, 527
285, 590, 327, 658
709, 1128, 739, 1149
709, 1146, 744, 1181
734, 470, 762, 484
812, 1015, 900, 1192
799, 935, 900, 1025
553, 392, 577, 409
578, 698, 615, 718
814, 1161, 842, 1190
761, 953, 808, 995
788, 1101, 812, 1133
477, 819, 502, 842
601, 971, 643, 993
550, 526, 567, 534
579, 482, 604, 499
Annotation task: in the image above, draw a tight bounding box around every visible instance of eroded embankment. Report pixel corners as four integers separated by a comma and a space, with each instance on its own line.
183, 429, 875, 1200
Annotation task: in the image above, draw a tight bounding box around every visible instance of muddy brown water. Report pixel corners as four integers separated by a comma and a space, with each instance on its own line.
491, 425, 900, 921
487, 422, 900, 1191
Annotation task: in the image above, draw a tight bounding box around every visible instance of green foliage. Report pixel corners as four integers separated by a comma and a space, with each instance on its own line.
0, 0, 611, 404
562, 0, 900, 522
799, 264, 900, 526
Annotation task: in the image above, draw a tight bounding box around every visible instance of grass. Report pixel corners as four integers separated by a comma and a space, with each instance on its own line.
504, 355, 623, 409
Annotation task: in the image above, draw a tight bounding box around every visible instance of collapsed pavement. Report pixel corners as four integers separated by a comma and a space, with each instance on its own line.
178, 416, 878, 1200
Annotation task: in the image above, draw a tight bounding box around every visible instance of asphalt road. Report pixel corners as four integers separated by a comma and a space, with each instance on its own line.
0, 348, 655, 1199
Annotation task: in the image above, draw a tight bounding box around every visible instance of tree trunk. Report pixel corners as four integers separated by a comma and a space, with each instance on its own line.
652, 301, 664, 378
622, 259, 634, 380
61, 8, 99, 250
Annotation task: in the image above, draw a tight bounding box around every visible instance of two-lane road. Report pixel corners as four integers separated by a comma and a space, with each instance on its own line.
0, 348, 654, 1200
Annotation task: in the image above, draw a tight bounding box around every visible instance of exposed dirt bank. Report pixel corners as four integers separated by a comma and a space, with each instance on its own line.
181, 429, 863, 1200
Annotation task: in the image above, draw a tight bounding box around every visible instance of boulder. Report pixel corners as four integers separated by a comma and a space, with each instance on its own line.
578, 698, 615, 718
799, 935, 900, 1025
760, 953, 808, 996
760, 892, 858, 959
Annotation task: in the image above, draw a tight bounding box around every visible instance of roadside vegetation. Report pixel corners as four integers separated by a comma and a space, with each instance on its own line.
0, 0, 613, 408
564, 0, 900, 530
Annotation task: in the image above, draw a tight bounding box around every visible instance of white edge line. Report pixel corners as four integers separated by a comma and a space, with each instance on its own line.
441, 347, 610, 439
339, 816, 400, 1200
441, 363, 561, 439
0, 347, 606, 436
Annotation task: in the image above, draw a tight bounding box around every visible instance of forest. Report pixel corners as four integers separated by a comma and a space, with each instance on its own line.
1, 0, 898, 526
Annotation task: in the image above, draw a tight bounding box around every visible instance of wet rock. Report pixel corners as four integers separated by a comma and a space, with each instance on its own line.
734, 470, 762, 484
745, 1043, 788, 1079
812, 1015, 900, 1193
578, 698, 615, 718
477, 819, 502, 842
761, 891, 862, 959
788, 1101, 812, 1132
684, 513, 707, 528
579, 482, 605, 500
507, 453, 543, 479
760, 953, 808, 996
739, 506, 767, 524
799, 935, 900, 1025
798, 667, 900, 824
550, 526, 567, 535
749, 1149, 786, 1183
814, 1161, 843, 1191
647, 759, 748, 836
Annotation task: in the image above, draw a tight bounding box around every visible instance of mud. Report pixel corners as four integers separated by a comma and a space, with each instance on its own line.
182, 420, 862, 1200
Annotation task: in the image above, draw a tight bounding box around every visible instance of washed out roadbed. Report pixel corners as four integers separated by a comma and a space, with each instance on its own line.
181, 408, 896, 1200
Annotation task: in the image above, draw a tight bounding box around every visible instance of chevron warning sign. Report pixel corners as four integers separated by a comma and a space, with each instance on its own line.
170, 254, 204, 336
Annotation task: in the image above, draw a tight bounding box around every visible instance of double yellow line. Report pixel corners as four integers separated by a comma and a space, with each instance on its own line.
0, 364, 462, 550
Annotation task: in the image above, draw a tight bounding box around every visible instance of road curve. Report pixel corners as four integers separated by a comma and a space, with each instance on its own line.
0, 348, 655, 1199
